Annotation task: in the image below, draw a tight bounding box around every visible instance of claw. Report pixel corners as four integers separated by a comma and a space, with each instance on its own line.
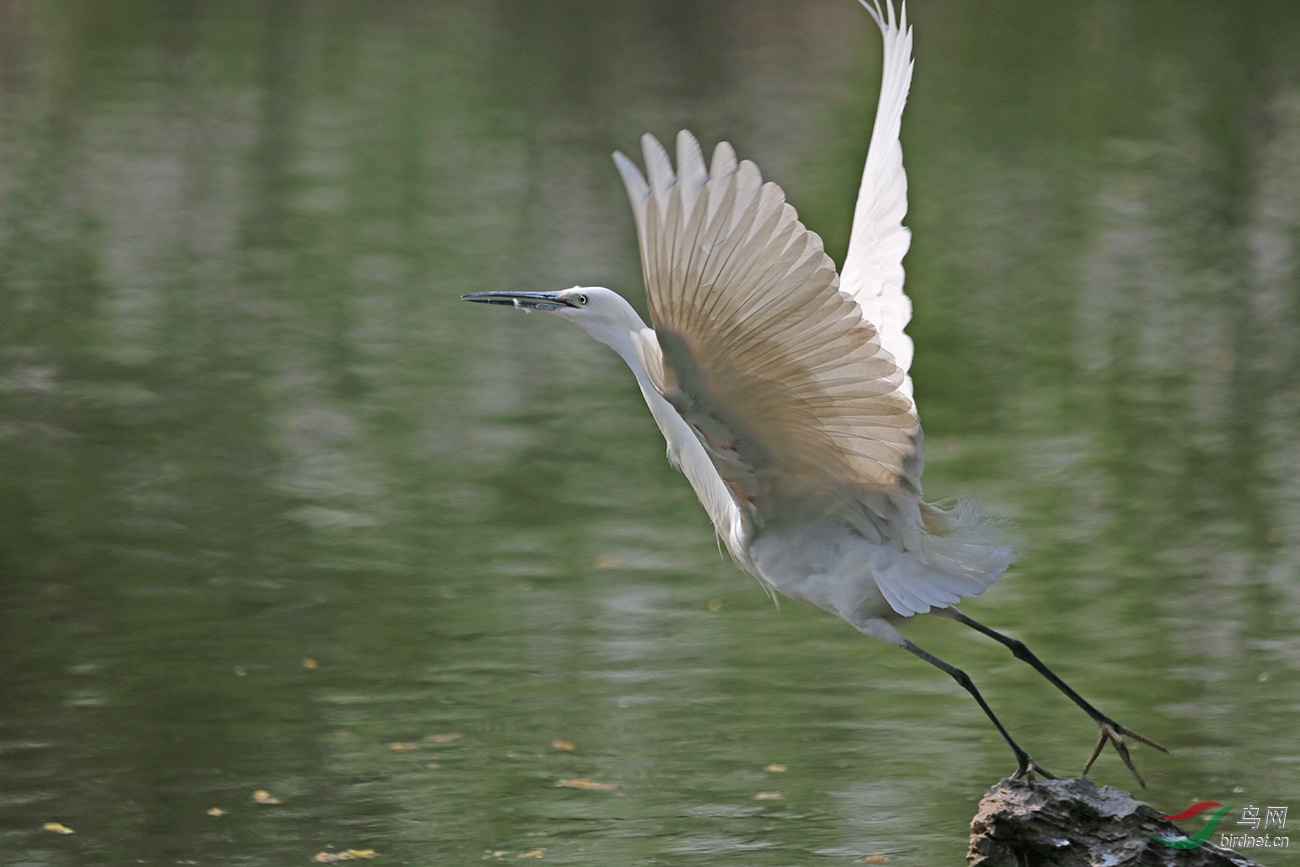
1083, 721, 1168, 788
1083, 729, 1108, 776
1114, 721, 1169, 754
1012, 757, 1058, 783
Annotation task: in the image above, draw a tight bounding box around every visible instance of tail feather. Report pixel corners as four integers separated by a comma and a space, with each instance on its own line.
875, 499, 1014, 617
919, 498, 1015, 580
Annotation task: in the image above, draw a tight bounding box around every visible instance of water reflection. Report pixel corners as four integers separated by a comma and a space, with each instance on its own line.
2, 1, 1298, 864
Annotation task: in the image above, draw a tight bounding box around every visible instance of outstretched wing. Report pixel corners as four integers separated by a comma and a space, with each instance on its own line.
614, 131, 921, 522
841, 0, 916, 402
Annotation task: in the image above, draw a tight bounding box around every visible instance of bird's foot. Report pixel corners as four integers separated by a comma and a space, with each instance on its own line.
1011, 755, 1057, 783
1082, 720, 1168, 788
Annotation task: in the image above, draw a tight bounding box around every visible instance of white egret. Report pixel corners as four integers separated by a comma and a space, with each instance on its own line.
464, 0, 1165, 784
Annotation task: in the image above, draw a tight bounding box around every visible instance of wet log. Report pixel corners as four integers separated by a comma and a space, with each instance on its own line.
968, 777, 1264, 867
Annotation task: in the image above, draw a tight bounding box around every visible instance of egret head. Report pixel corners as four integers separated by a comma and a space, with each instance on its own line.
461, 286, 644, 350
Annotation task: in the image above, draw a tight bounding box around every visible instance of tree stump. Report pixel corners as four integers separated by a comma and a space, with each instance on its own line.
968, 777, 1264, 867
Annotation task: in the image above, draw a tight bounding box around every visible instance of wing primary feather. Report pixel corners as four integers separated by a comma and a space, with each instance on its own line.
694, 171, 766, 327
843, 0, 917, 400
640, 135, 676, 319
673, 132, 713, 310
707, 237, 837, 348
690, 182, 743, 328
614, 151, 651, 208
706, 142, 740, 227
710, 140, 738, 178
642, 133, 676, 197
708, 249, 836, 354
860, 0, 884, 30
675, 130, 708, 206
614, 150, 653, 269
709, 181, 793, 310
698, 169, 761, 292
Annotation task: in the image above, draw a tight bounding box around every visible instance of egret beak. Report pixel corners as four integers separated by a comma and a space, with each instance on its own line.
461, 291, 579, 311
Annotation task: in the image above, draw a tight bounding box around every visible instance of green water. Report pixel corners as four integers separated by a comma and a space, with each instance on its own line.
3, 2, 1298, 864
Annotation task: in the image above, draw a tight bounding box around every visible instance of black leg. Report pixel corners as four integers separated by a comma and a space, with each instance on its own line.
945, 609, 1167, 786
903, 639, 1055, 782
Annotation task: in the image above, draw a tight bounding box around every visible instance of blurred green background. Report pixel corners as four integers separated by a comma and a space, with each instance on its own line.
2, 1, 1298, 864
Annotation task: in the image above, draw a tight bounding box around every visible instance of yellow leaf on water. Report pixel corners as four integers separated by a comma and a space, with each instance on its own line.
425, 732, 461, 744
593, 555, 625, 569
557, 778, 617, 791
517, 850, 544, 859
754, 791, 782, 800
251, 789, 281, 804
43, 822, 74, 835
707, 598, 723, 612
389, 742, 418, 751
863, 856, 887, 863
206, 807, 226, 816
303, 658, 319, 670
764, 763, 787, 773
311, 850, 376, 863
552, 740, 574, 751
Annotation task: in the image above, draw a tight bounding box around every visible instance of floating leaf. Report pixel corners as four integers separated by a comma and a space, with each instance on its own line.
312, 850, 376, 863
206, 807, 227, 816
754, 791, 782, 800
863, 856, 887, 863
551, 740, 574, 751
303, 658, 319, 670
764, 763, 787, 773
517, 849, 544, 858
593, 555, 624, 569
707, 598, 723, 612
557, 778, 617, 791
252, 789, 281, 804
43, 822, 74, 835
425, 732, 461, 744
389, 742, 418, 751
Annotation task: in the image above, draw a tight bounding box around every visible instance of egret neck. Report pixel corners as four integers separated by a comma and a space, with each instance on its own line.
461, 287, 745, 556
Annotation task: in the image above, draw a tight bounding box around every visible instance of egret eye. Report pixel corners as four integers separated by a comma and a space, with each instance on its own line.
576, 294, 589, 306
